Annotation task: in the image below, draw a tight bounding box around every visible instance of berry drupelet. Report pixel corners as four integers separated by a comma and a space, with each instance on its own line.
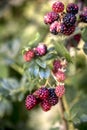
44, 12, 59, 25
34, 44, 47, 56
34, 87, 49, 100
63, 13, 76, 27
48, 88, 58, 106
66, 3, 78, 15
55, 85, 65, 98
52, 1, 64, 13
25, 94, 37, 110
23, 50, 35, 62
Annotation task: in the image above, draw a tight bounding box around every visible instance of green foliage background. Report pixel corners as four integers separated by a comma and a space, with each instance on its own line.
0, 0, 87, 130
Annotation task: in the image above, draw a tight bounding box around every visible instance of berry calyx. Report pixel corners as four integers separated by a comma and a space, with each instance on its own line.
23, 50, 35, 62
41, 99, 51, 111
63, 13, 76, 27
66, 3, 78, 14
34, 44, 47, 56
34, 87, 49, 100
55, 85, 65, 98
25, 94, 37, 110
44, 12, 59, 25
48, 88, 58, 106
52, 1, 64, 13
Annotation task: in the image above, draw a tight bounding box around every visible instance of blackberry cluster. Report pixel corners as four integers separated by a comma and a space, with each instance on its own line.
23, 43, 47, 62
25, 85, 65, 112
44, 1, 79, 36
79, 6, 87, 23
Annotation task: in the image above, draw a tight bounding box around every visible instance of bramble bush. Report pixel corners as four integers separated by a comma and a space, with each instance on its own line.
0, 0, 87, 130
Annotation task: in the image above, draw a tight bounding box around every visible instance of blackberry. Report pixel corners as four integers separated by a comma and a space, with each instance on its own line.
66, 3, 78, 14
23, 50, 35, 62
61, 23, 75, 35
54, 70, 66, 82
52, 1, 64, 13
48, 88, 58, 106
79, 13, 87, 23
53, 59, 62, 72
44, 12, 59, 25
55, 85, 65, 98
34, 44, 47, 56
50, 21, 59, 35
63, 13, 76, 27
25, 94, 37, 110
34, 87, 49, 100
73, 33, 81, 43
41, 99, 51, 111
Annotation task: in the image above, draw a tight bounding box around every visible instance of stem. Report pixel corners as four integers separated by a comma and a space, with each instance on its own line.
59, 98, 68, 130
63, 96, 75, 130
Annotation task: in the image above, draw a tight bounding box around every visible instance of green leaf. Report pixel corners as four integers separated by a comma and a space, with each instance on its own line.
36, 59, 46, 68
54, 40, 72, 62
81, 27, 87, 42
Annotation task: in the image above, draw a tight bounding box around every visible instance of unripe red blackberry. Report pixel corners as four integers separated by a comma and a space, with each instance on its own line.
44, 12, 59, 25
23, 50, 35, 62
34, 44, 47, 56
66, 3, 78, 14
53, 59, 62, 72
73, 33, 81, 43
41, 99, 51, 111
63, 13, 76, 27
79, 13, 87, 23
55, 85, 65, 98
34, 87, 49, 100
48, 88, 58, 106
25, 94, 37, 110
61, 23, 75, 35
52, 1, 64, 13
50, 21, 59, 35
54, 71, 66, 82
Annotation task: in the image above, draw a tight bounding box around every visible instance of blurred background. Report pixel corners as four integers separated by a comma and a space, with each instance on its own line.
0, 0, 87, 130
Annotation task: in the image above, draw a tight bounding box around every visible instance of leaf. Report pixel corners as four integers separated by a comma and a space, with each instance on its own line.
80, 115, 87, 123
29, 33, 40, 47
39, 68, 50, 79
54, 40, 72, 62
81, 27, 87, 42
36, 59, 46, 68
33, 65, 39, 77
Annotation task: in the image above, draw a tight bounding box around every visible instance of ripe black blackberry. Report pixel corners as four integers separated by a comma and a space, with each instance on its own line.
79, 13, 87, 23
25, 94, 37, 110
61, 23, 75, 35
34, 87, 49, 100
63, 13, 76, 27
66, 3, 78, 15
44, 12, 59, 25
48, 88, 58, 106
